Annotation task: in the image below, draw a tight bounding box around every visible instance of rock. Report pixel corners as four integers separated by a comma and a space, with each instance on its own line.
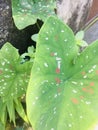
0, 0, 11, 47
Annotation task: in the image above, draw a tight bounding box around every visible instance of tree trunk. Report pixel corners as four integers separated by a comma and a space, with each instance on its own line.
57, 0, 93, 32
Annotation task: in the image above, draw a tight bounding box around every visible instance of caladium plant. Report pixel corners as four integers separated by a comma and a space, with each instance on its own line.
12, 0, 56, 29
0, 43, 33, 128
26, 16, 98, 130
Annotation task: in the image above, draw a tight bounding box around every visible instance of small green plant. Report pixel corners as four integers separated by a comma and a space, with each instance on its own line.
0, 43, 34, 129
26, 16, 98, 130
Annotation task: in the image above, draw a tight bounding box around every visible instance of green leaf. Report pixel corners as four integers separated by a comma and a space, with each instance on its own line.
6, 100, 15, 125
75, 31, 88, 47
31, 34, 38, 42
14, 99, 28, 123
21, 46, 35, 63
26, 16, 98, 130
75, 31, 84, 40
12, 0, 56, 29
0, 122, 5, 130
0, 43, 31, 101
0, 99, 7, 125
0, 43, 32, 124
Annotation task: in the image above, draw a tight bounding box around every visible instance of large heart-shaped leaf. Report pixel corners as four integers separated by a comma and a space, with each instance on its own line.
26, 16, 98, 130
12, 0, 56, 29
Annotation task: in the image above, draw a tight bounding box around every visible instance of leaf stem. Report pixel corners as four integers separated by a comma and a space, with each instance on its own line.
36, 21, 41, 30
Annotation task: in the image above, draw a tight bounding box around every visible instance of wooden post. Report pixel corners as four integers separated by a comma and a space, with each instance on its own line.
57, 0, 93, 32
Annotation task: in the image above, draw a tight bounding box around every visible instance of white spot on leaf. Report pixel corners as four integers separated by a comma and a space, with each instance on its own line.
61, 30, 64, 32
72, 81, 77, 85
72, 89, 77, 93
80, 116, 83, 119
68, 124, 72, 127
80, 82, 83, 86
45, 37, 49, 40
93, 65, 97, 69
2, 62, 5, 66
64, 39, 67, 42
51, 128, 54, 130
86, 101, 91, 105
44, 63, 48, 67
83, 75, 87, 79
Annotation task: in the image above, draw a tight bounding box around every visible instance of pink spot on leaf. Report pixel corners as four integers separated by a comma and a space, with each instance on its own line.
96, 70, 98, 75
81, 71, 86, 75
90, 82, 94, 86
80, 96, 84, 99
50, 52, 54, 56
82, 87, 94, 94
71, 98, 79, 104
55, 77, 61, 84
88, 88, 94, 94
57, 88, 61, 93
56, 68, 60, 74
0, 70, 3, 74
82, 87, 87, 92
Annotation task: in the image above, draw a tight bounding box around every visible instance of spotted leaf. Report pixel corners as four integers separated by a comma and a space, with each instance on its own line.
12, 0, 56, 29
0, 43, 32, 124
26, 16, 98, 130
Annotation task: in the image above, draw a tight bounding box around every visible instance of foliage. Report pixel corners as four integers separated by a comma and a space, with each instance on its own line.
11, 0, 56, 29
0, 1, 98, 129
0, 43, 34, 129
75, 31, 88, 47
26, 16, 98, 130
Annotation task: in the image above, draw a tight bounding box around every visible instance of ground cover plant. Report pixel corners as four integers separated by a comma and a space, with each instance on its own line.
0, 0, 98, 130
0, 43, 35, 130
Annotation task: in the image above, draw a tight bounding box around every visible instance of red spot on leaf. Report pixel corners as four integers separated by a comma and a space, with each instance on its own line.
0, 70, 3, 74
80, 96, 84, 99
71, 98, 79, 104
88, 88, 94, 94
56, 68, 60, 74
81, 71, 86, 75
55, 77, 61, 84
82, 87, 87, 92
82, 87, 94, 94
90, 82, 94, 86
50, 52, 54, 56
57, 88, 61, 93
96, 70, 98, 75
